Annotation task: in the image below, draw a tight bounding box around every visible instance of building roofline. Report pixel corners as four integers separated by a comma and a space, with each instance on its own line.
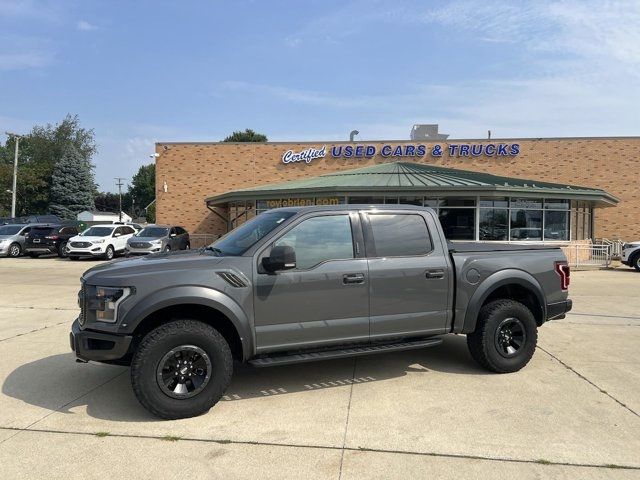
157, 136, 640, 146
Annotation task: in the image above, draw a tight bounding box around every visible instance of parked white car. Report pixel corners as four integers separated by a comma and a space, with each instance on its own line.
67, 224, 137, 260
621, 241, 640, 271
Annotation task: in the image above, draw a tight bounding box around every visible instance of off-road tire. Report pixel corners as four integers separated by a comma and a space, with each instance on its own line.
8, 243, 21, 258
466, 299, 538, 373
131, 320, 233, 419
103, 245, 114, 260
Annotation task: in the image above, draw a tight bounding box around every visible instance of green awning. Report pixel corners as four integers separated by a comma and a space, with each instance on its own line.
207, 162, 618, 206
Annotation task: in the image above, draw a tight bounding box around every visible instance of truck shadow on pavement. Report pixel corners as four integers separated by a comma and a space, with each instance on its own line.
2, 335, 486, 422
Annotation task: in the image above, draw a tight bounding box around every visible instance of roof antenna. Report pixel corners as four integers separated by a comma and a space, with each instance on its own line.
349, 130, 359, 142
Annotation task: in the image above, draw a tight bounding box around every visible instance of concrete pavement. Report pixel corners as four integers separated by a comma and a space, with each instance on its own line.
0, 256, 639, 479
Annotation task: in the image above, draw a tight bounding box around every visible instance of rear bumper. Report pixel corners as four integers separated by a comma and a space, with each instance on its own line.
70, 319, 133, 362
547, 298, 572, 320
25, 245, 58, 254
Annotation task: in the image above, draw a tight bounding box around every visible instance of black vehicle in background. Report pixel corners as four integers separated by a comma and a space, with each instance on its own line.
24, 224, 79, 258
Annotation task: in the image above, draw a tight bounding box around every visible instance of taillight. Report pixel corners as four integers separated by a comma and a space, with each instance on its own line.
555, 261, 570, 291
45, 235, 59, 240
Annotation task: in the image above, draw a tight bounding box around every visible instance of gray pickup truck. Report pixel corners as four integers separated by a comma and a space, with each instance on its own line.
70, 205, 572, 419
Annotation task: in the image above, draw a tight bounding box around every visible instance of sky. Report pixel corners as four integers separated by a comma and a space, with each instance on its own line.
1, 0, 639, 191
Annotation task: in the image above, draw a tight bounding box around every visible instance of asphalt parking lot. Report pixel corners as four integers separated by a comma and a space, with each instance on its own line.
0, 256, 639, 479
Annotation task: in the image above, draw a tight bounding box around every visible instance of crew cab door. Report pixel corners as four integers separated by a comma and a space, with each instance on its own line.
253, 212, 369, 352
362, 211, 450, 339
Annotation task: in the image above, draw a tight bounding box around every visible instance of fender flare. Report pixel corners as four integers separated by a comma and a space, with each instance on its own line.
460, 269, 546, 334
120, 285, 253, 360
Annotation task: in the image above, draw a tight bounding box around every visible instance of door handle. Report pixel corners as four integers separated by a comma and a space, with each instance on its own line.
425, 269, 445, 279
343, 273, 365, 285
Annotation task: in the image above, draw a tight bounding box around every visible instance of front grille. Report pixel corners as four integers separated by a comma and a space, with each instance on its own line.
78, 282, 87, 326
71, 241, 91, 248
130, 242, 151, 248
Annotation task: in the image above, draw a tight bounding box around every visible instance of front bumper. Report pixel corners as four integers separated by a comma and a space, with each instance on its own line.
126, 246, 161, 255
0, 244, 9, 256
67, 247, 106, 257
547, 298, 572, 320
70, 319, 133, 362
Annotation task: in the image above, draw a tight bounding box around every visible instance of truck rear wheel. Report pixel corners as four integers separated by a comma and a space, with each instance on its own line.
466, 299, 538, 373
131, 320, 233, 419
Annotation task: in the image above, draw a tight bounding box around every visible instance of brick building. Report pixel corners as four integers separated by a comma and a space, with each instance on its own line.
155, 135, 639, 242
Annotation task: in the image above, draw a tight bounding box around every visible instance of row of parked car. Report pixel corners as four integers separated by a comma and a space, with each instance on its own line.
0, 222, 191, 260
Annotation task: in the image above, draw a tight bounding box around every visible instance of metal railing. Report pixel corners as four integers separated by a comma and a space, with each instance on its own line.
594, 238, 624, 259
564, 243, 612, 268
189, 234, 219, 249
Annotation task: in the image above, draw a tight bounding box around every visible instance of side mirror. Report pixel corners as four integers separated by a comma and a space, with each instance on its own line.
262, 245, 296, 273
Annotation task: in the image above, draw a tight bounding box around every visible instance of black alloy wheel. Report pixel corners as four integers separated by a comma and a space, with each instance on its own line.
156, 345, 212, 399
494, 318, 526, 358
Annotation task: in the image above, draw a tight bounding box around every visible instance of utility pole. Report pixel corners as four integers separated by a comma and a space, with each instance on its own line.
5, 132, 24, 218
114, 177, 126, 222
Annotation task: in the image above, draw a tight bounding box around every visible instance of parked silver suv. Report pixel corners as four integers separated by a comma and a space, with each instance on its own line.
125, 225, 190, 255
0, 224, 33, 257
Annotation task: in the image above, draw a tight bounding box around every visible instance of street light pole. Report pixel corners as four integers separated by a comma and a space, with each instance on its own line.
5, 132, 23, 218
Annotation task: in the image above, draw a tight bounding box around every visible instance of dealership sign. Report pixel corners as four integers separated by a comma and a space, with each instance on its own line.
282, 143, 520, 165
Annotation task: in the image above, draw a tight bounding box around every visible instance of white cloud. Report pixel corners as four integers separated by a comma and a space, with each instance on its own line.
77, 20, 98, 31
0, 34, 53, 70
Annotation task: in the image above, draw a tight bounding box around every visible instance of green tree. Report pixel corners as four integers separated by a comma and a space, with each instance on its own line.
49, 146, 96, 219
223, 129, 267, 142
129, 163, 155, 216
1, 115, 97, 215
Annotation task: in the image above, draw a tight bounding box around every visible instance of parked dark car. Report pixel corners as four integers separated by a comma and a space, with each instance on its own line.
125, 225, 190, 255
24, 224, 79, 258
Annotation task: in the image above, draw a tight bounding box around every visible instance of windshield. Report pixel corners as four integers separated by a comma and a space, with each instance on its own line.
0, 225, 22, 235
208, 211, 296, 256
82, 226, 114, 237
137, 227, 169, 237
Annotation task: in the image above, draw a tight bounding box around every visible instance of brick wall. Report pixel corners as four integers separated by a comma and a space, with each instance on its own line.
155, 137, 640, 241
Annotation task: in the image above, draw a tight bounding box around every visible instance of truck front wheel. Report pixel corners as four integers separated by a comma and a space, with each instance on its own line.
466, 299, 538, 373
131, 319, 233, 419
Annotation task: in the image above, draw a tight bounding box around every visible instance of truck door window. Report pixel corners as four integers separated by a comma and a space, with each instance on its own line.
368, 214, 433, 257
273, 215, 354, 269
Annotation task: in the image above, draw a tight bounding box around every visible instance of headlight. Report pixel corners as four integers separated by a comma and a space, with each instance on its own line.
151, 239, 162, 244
91, 287, 131, 323
93, 239, 105, 244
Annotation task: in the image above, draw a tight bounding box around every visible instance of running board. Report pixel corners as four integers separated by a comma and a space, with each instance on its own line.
248, 337, 443, 367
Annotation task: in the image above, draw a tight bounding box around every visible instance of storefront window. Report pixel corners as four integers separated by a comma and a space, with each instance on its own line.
479, 209, 508, 240
510, 209, 542, 240
399, 196, 423, 206
510, 198, 542, 209
480, 197, 509, 208
423, 198, 440, 208
545, 199, 569, 210
544, 210, 569, 240
440, 198, 476, 207
439, 208, 475, 240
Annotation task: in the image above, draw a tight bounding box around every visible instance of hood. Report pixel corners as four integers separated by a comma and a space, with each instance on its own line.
82, 250, 228, 285
0, 235, 17, 240
71, 235, 110, 242
128, 236, 165, 242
